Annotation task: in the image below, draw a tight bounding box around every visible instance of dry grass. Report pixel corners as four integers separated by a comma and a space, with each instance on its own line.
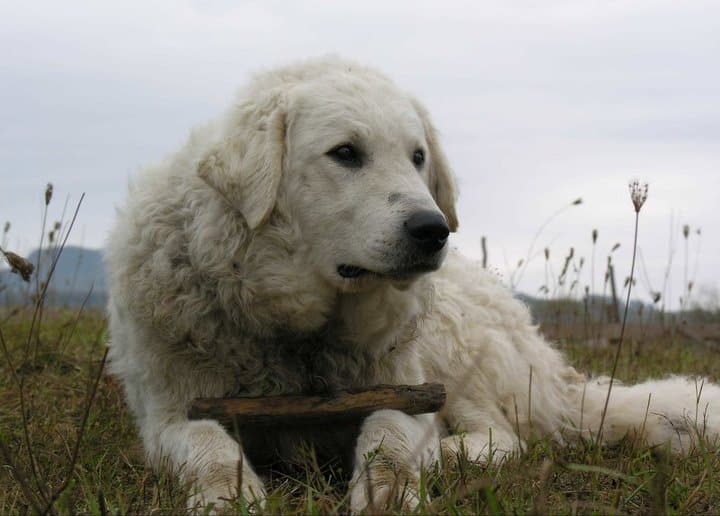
2, 307, 720, 515
2, 183, 719, 514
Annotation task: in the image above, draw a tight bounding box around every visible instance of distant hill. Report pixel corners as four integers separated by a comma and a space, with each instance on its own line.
516, 292, 654, 325
0, 246, 658, 321
0, 246, 107, 307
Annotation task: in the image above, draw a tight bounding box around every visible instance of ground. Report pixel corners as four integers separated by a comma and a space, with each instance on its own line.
2, 307, 720, 515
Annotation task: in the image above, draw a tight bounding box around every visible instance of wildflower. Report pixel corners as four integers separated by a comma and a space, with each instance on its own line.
628, 179, 648, 212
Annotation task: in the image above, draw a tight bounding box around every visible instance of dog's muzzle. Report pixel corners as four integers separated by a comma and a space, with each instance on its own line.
336, 210, 449, 281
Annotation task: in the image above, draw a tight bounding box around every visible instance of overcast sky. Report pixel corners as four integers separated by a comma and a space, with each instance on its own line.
1, 0, 718, 309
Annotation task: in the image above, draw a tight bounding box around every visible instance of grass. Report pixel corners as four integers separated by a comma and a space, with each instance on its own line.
2, 307, 720, 514
2, 182, 718, 514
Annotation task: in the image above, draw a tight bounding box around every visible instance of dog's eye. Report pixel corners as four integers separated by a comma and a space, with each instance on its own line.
412, 149, 425, 168
327, 144, 363, 168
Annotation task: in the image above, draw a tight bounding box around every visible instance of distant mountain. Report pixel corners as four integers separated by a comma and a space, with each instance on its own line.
0, 246, 661, 320
0, 246, 107, 307
516, 292, 657, 325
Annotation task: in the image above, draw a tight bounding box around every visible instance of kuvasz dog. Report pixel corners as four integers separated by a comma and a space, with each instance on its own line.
106, 57, 720, 512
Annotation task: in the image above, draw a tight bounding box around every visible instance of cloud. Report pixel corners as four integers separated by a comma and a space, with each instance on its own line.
1, 0, 717, 308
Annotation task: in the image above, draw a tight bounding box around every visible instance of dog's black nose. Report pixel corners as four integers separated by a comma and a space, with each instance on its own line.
404, 210, 449, 253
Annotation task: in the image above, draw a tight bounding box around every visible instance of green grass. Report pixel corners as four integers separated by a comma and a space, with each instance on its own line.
2, 307, 720, 515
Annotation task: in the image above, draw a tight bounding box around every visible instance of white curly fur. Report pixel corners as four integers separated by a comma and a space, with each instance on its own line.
105, 57, 720, 512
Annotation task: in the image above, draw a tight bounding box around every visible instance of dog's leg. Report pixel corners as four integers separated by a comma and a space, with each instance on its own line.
141, 415, 265, 511
349, 410, 441, 513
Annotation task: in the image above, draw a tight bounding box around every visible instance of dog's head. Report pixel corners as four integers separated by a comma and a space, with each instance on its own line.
198, 58, 458, 293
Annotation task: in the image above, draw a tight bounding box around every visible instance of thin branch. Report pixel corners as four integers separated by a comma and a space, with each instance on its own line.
23, 193, 85, 364
0, 325, 48, 504
596, 211, 640, 444
43, 347, 108, 514
0, 434, 44, 514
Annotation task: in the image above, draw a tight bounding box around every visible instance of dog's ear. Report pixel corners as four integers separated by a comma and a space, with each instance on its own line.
197, 90, 286, 230
412, 99, 459, 232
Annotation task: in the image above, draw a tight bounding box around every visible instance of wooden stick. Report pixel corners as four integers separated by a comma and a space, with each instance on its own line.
189, 383, 446, 427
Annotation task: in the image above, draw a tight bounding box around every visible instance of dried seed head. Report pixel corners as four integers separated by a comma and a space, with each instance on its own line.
682, 224, 690, 239
688, 281, 694, 292
559, 248, 574, 279
544, 248, 550, 260
3, 222, 9, 234
572, 197, 583, 206
611, 242, 621, 253
652, 291, 662, 304
53, 221, 61, 231
592, 229, 598, 244
628, 179, 648, 212
1, 250, 34, 282
45, 182, 54, 206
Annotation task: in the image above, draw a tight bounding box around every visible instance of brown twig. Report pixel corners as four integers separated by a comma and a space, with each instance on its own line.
43, 347, 108, 514
190, 383, 446, 427
0, 324, 48, 504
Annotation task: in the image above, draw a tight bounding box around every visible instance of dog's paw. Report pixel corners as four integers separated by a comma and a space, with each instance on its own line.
348, 470, 423, 514
349, 482, 422, 514
186, 462, 266, 513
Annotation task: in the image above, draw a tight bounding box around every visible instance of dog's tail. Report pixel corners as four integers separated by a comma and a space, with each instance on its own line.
566, 375, 720, 451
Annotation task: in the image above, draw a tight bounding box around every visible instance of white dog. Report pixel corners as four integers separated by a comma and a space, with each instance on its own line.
105, 57, 720, 512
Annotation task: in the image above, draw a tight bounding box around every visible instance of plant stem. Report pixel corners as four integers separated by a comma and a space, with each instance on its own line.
596, 211, 639, 444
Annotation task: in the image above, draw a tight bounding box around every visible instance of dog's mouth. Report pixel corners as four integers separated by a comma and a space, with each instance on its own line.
337, 265, 369, 279
337, 263, 439, 281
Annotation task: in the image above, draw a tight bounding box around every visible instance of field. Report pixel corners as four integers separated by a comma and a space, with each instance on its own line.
2, 305, 720, 515
2, 183, 719, 514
